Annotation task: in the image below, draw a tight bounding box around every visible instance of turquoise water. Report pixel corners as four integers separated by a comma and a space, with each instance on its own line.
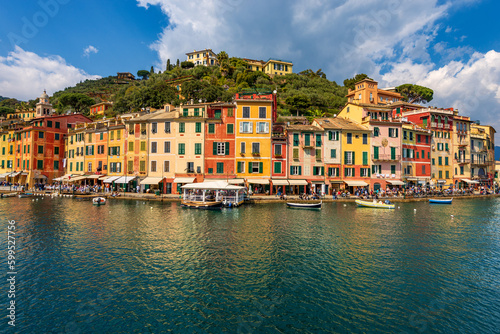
1, 197, 499, 333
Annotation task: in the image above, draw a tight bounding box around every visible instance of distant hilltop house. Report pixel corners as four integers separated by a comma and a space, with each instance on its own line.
242, 58, 293, 77
185, 49, 218, 66
116, 72, 136, 81
346, 78, 403, 105
90, 101, 113, 116
185, 48, 293, 76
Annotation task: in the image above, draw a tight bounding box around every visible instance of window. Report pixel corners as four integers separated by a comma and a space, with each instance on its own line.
316, 134, 322, 147
250, 162, 261, 173
38, 145, 44, 154
88, 162, 92, 172
55, 122, 60, 129
164, 161, 170, 172
389, 128, 399, 138
151, 142, 157, 153
409, 132, 413, 141
330, 149, 337, 159
195, 122, 202, 133
345, 168, 354, 177
242, 107, 250, 118
69, 162, 73, 172
274, 162, 282, 174
404, 131, 407, 140
227, 124, 234, 134
186, 162, 194, 173
151, 161, 157, 172
304, 134, 311, 146
39, 131, 44, 139
391, 147, 396, 160
47, 121, 52, 127
55, 133, 60, 140
152, 123, 157, 134
237, 161, 245, 173
438, 157, 442, 165
329, 131, 339, 141
165, 122, 171, 133
313, 166, 324, 176
240, 122, 252, 133
208, 124, 215, 134
37, 160, 43, 170
460, 166, 464, 175
422, 165, 426, 174
216, 162, 224, 174
290, 166, 301, 175
362, 151, 368, 165
128, 161, 133, 173
344, 151, 354, 165
240, 142, 246, 154
129, 141, 134, 152
445, 157, 448, 165
293, 133, 299, 146
293, 148, 299, 160
432, 158, 435, 165
195, 143, 202, 155
140, 161, 146, 172
347, 133, 352, 144
183, 109, 188, 117
391, 165, 396, 174
256, 122, 269, 134
179, 122, 185, 133
360, 168, 370, 177
445, 171, 449, 179
140, 141, 146, 151
100, 133, 103, 140
178, 143, 185, 155
259, 107, 266, 118
439, 171, 443, 179
328, 168, 339, 177
252, 142, 260, 154
275, 144, 282, 156
54, 147, 59, 155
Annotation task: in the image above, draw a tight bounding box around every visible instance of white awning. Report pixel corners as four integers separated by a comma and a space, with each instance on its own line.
461, 178, 479, 184
174, 177, 196, 183
7, 172, 21, 178
0, 172, 10, 178
86, 175, 101, 179
114, 176, 137, 184
247, 179, 270, 185
227, 179, 245, 184
20, 172, 28, 176
70, 176, 87, 182
140, 177, 164, 185
34, 175, 47, 180
182, 181, 245, 190
271, 179, 289, 186
288, 180, 308, 186
98, 175, 110, 180
103, 176, 121, 183
344, 181, 368, 187
387, 180, 405, 186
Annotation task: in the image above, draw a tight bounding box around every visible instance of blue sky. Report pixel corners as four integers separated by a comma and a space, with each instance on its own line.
1, 0, 499, 136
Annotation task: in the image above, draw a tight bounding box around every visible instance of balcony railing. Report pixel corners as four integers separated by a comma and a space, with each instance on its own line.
430, 122, 437, 128
444, 124, 450, 129
372, 154, 401, 161
455, 159, 470, 164
437, 123, 443, 128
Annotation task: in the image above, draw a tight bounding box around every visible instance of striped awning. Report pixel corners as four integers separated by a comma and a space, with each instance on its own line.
271, 179, 289, 186
114, 176, 137, 184
103, 176, 121, 183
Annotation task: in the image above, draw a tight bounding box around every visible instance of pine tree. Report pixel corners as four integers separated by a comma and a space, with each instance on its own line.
166, 59, 171, 71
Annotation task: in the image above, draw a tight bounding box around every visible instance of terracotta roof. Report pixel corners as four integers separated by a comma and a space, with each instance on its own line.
314, 117, 369, 131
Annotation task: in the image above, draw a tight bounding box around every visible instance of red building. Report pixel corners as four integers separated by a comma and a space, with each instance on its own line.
204, 103, 237, 181
401, 123, 432, 187
270, 123, 287, 194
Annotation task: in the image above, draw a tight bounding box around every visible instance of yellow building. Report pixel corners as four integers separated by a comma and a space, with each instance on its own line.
452, 115, 472, 186
66, 124, 87, 176
235, 93, 275, 190
6, 109, 36, 121
470, 123, 496, 184
185, 49, 218, 66
263, 59, 293, 76
346, 79, 404, 105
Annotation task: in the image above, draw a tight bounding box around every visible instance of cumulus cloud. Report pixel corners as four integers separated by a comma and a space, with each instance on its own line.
83, 45, 99, 58
382, 50, 500, 133
0, 46, 100, 101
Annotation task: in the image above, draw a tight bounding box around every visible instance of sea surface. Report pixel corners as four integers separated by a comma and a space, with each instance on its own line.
1, 197, 499, 333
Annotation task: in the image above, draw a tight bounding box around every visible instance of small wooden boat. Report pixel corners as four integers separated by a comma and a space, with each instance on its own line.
429, 198, 453, 204
181, 200, 223, 209
356, 199, 395, 209
92, 197, 107, 205
18, 193, 33, 198
286, 201, 322, 209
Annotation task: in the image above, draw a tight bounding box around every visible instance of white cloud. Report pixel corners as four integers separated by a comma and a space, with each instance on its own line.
83, 45, 99, 58
381, 50, 500, 135
0, 46, 100, 101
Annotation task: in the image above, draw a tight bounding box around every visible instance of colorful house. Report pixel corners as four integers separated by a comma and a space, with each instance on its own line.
452, 115, 473, 188
185, 49, 218, 66
89, 102, 113, 116
270, 122, 288, 194
204, 103, 237, 182
470, 123, 496, 185
234, 92, 276, 193
346, 79, 404, 105
401, 123, 431, 186
338, 103, 403, 190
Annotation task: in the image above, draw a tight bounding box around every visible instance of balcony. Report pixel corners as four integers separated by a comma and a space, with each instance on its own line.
455, 159, 470, 164
437, 123, 443, 128
430, 122, 437, 128
444, 124, 450, 129
372, 154, 401, 161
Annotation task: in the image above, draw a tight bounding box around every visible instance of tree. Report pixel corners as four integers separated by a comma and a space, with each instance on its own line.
0, 106, 15, 115
58, 93, 95, 115
180, 61, 195, 69
166, 59, 172, 71
176, 59, 180, 67
343, 73, 371, 90
285, 94, 311, 116
137, 70, 149, 80
395, 84, 434, 104
150, 66, 155, 75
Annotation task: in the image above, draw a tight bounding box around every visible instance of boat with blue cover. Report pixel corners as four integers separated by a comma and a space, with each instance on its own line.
429, 198, 453, 204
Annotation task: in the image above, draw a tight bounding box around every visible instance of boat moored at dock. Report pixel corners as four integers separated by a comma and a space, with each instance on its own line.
356, 199, 395, 209
181, 181, 247, 209
286, 201, 322, 209
429, 198, 453, 204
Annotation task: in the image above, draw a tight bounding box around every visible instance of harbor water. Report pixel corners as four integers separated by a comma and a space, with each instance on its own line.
1, 197, 499, 333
